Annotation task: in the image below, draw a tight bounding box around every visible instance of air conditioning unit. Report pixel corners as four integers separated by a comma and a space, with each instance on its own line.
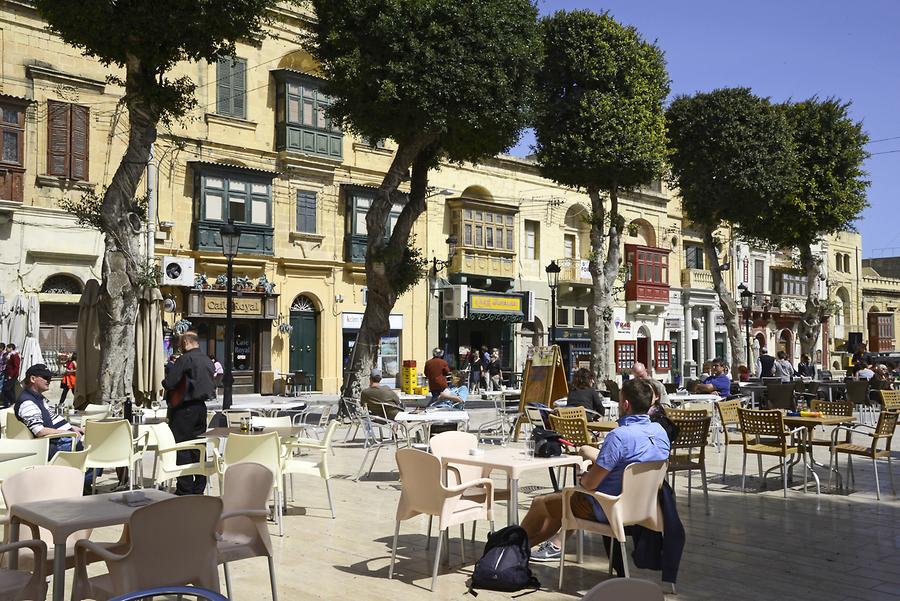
161, 257, 195, 287
441, 285, 468, 320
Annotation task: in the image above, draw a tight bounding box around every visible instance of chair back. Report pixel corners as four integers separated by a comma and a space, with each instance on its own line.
81, 404, 109, 416
49, 447, 90, 471
557, 406, 588, 421
429, 431, 482, 486
580, 577, 665, 601
663, 383, 678, 395
874, 410, 899, 444
223, 411, 252, 428
223, 432, 282, 479
219, 463, 274, 557
716, 399, 741, 427
766, 383, 796, 411
845, 380, 869, 404
0, 439, 50, 481
810, 399, 853, 417
738, 409, 787, 450
879, 390, 900, 411
395, 448, 450, 520
524, 407, 547, 430
2, 465, 89, 548
664, 408, 708, 420
5, 413, 34, 440
83, 419, 134, 467
151, 424, 190, 473
250, 416, 292, 429
762, 377, 782, 385
604, 380, 620, 402
669, 416, 711, 453
549, 414, 591, 448
805, 381, 820, 396
111, 496, 222, 592
616, 461, 668, 531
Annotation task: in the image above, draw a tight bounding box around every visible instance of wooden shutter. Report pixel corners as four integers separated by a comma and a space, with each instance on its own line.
216, 59, 232, 116
615, 340, 637, 372
69, 104, 89, 180
296, 190, 317, 233
47, 100, 70, 177
654, 341, 671, 372
232, 58, 246, 119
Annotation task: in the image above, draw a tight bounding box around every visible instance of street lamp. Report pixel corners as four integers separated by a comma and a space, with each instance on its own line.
545, 260, 561, 346
432, 234, 458, 274
220, 218, 242, 410
738, 283, 753, 374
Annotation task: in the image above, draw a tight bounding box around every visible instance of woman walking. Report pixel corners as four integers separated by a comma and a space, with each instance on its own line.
59, 352, 77, 405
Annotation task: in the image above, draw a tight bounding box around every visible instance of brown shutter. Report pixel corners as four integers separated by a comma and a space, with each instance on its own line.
70, 104, 89, 181
47, 100, 70, 177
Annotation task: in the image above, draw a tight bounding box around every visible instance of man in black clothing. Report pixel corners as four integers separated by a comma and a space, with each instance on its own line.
756, 347, 776, 378
162, 330, 215, 495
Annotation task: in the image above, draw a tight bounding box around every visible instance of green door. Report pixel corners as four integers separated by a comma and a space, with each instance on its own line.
289, 310, 317, 389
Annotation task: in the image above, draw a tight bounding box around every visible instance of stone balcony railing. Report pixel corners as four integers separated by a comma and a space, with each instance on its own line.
558, 257, 592, 285
680, 268, 714, 290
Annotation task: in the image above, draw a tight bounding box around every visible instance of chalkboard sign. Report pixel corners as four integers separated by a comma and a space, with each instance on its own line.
513, 345, 568, 440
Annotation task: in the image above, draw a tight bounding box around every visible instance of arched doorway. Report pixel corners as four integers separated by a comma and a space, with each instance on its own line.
779, 329, 793, 362
39, 274, 84, 369
289, 295, 318, 390
637, 325, 652, 371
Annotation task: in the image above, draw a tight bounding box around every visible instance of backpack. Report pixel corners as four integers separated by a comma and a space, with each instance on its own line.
530, 427, 563, 457
469, 525, 540, 595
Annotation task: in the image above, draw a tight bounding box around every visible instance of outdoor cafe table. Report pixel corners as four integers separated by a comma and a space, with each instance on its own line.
814, 381, 847, 401
394, 410, 470, 442
205, 426, 304, 439
782, 414, 856, 493
587, 420, 619, 433
0, 452, 36, 463
439, 447, 584, 525
227, 398, 308, 416
8, 488, 174, 601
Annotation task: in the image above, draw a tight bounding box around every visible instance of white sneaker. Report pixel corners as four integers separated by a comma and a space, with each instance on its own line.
531, 540, 561, 562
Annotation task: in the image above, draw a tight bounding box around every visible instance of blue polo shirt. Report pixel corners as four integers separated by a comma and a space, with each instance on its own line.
705, 374, 731, 397
590, 414, 670, 521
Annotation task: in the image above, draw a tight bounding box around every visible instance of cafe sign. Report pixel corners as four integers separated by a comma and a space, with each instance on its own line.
186, 290, 278, 320
203, 297, 262, 316
468, 292, 526, 322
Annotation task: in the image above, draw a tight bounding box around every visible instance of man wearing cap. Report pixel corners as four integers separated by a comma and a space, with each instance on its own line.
424, 347, 450, 402
360, 368, 402, 420
14, 364, 84, 457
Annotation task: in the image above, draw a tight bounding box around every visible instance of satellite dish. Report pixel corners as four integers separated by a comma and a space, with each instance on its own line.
163, 297, 177, 312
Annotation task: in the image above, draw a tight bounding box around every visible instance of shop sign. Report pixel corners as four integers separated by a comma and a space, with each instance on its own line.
715, 314, 725, 326
614, 318, 633, 335
203, 296, 262, 316
665, 318, 682, 330
556, 327, 590, 341
469, 293, 523, 314
341, 312, 404, 330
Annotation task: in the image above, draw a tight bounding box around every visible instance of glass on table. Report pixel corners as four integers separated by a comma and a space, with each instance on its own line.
524, 439, 535, 457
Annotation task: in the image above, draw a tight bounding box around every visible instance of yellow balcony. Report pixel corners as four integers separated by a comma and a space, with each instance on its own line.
558, 258, 592, 285
450, 248, 515, 279
681, 268, 714, 290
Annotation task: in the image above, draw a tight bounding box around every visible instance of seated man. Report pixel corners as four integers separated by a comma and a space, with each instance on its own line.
693, 358, 731, 397
433, 370, 468, 409
524, 379, 671, 561
360, 368, 402, 420
631, 362, 670, 408
15, 363, 85, 458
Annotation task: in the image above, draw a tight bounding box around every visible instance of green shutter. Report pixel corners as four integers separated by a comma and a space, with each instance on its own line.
296, 190, 317, 233
232, 58, 247, 119
216, 59, 231, 116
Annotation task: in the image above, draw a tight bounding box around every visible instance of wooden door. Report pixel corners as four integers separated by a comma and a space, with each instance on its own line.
868, 312, 894, 352
289, 311, 317, 388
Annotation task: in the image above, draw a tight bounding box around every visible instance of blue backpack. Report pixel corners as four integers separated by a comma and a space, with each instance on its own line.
469, 526, 541, 595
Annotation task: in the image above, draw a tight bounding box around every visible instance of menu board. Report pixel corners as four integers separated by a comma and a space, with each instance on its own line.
513, 345, 569, 440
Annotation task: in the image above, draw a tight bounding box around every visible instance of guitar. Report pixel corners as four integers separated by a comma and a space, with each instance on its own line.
165, 374, 189, 408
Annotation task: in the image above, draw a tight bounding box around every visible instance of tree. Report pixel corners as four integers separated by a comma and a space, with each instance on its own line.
309, 0, 540, 395
758, 98, 869, 360
35, 1, 281, 403
666, 88, 798, 372
532, 10, 669, 382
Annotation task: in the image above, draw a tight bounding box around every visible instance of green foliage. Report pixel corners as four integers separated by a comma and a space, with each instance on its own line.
59, 189, 148, 230
758, 98, 870, 247
666, 88, 798, 233
34, 0, 282, 121
372, 236, 428, 296
309, 0, 541, 162
533, 10, 670, 192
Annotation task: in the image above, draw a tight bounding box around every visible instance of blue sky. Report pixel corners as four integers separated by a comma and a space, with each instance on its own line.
509, 0, 900, 257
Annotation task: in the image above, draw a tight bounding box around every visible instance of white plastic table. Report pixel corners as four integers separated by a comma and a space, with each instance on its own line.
8, 488, 174, 601
440, 447, 584, 524
229, 398, 308, 416
394, 410, 469, 442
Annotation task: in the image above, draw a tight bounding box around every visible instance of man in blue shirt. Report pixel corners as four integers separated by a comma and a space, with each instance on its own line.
524, 378, 670, 561
694, 357, 731, 397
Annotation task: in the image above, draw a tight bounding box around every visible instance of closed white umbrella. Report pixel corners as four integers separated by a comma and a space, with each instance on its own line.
6, 295, 26, 351
75, 280, 101, 408
18, 295, 42, 380
133, 286, 165, 406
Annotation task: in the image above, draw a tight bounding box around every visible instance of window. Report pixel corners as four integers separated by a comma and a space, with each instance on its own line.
572, 308, 586, 328
0, 97, 26, 201
615, 341, 637, 372
557, 308, 570, 327
47, 100, 89, 180
773, 271, 807, 297
296, 190, 317, 233
631, 249, 668, 284
835, 252, 844, 273
275, 72, 342, 160
348, 190, 403, 237
564, 234, 577, 259
200, 172, 271, 226
216, 58, 247, 119
524, 220, 539, 260
684, 244, 704, 270
754, 259, 765, 293
458, 209, 514, 251
654, 341, 671, 372
844, 254, 852, 274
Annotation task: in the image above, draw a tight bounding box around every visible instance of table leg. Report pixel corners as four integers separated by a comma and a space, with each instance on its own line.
508, 478, 519, 525
52, 542, 65, 601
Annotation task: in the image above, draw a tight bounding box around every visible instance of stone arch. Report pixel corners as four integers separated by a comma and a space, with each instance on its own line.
290, 294, 320, 313
627, 218, 657, 247
40, 273, 83, 295
460, 185, 493, 202
563, 204, 591, 258
277, 49, 323, 77
778, 329, 793, 362
836, 286, 851, 326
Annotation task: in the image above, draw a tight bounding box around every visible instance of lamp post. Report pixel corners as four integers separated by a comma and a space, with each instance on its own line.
220, 219, 242, 410
738, 283, 753, 373
432, 234, 458, 274
545, 260, 561, 346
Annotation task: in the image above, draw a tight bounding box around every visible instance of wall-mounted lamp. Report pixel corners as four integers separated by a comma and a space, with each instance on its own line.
433, 234, 459, 274
335, 294, 344, 303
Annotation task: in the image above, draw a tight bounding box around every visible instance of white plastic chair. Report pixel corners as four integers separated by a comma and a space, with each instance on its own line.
281, 420, 339, 518
251, 416, 292, 429
151, 424, 219, 493
558, 461, 668, 588
0, 408, 14, 438
223, 411, 252, 428
0, 439, 50, 485
49, 446, 91, 472
580, 577, 665, 601
388, 448, 495, 591
221, 432, 284, 536
83, 419, 149, 493
218, 463, 278, 601
0, 539, 48, 601
72, 496, 223, 601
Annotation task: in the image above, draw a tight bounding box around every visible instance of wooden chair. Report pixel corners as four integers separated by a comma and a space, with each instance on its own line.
737, 409, 806, 497
879, 389, 900, 412
666, 415, 711, 513
829, 410, 898, 500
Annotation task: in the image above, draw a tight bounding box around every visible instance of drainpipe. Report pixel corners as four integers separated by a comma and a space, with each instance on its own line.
146, 144, 158, 265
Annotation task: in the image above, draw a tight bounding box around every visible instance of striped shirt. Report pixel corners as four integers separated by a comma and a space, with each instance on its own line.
16, 388, 72, 436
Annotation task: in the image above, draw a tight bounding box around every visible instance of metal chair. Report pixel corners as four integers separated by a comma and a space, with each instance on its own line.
829, 410, 898, 500
845, 380, 873, 425
737, 408, 807, 497
666, 415, 711, 513
715, 399, 743, 478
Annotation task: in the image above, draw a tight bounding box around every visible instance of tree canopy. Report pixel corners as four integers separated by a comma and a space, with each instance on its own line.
534, 10, 669, 192
310, 0, 541, 165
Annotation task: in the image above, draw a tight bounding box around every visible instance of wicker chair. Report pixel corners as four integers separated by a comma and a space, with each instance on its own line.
879, 389, 900, 412
664, 408, 709, 420
737, 408, 806, 497
715, 399, 743, 478
829, 410, 898, 500
666, 415, 711, 513
808, 399, 854, 451
549, 412, 597, 487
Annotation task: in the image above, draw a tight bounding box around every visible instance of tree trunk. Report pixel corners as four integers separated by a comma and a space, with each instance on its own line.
702, 228, 746, 371
340, 137, 437, 399
797, 244, 822, 361
97, 63, 159, 405
587, 186, 620, 385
